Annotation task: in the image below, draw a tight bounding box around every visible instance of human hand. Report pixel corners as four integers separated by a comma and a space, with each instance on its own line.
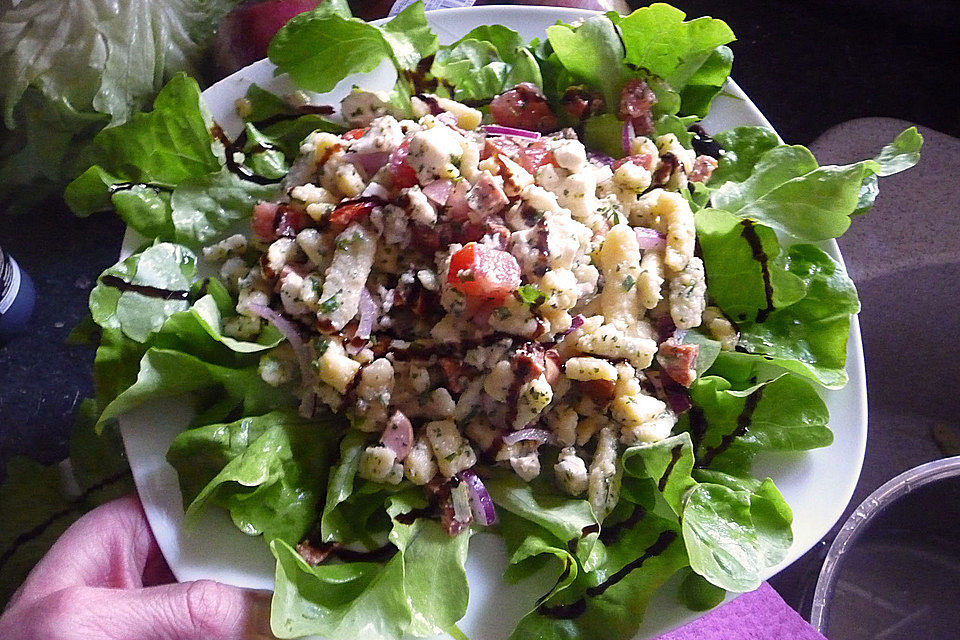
0, 494, 276, 640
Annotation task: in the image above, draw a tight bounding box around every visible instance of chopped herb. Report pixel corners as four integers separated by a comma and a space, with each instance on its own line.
319, 291, 342, 313
314, 338, 330, 356
516, 284, 546, 305
623, 275, 636, 291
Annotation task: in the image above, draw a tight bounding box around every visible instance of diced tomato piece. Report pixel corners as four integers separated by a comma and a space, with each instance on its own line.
447, 242, 521, 300
387, 138, 417, 188
343, 127, 367, 141
490, 83, 558, 133
518, 142, 557, 173
330, 200, 376, 230
252, 201, 281, 240
483, 136, 522, 161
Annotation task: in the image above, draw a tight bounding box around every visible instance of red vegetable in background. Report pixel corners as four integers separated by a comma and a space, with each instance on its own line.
489, 83, 558, 132
213, 0, 323, 76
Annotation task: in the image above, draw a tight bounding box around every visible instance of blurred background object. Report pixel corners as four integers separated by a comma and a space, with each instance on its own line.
810, 457, 960, 639
0, 244, 35, 344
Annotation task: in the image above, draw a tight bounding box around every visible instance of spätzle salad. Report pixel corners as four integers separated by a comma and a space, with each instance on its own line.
69, 3, 921, 640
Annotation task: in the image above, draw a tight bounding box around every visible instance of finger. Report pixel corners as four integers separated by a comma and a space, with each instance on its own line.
11, 494, 162, 608
0, 581, 276, 640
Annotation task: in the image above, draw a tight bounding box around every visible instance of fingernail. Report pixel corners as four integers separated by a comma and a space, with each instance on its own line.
245, 589, 279, 640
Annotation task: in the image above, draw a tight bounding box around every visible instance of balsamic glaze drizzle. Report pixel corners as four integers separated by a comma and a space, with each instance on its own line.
695, 386, 765, 468
99, 274, 190, 301
739, 220, 775, 323
210, 124, 281, 186
538, 530, 679, 619
658, 444, 685, 492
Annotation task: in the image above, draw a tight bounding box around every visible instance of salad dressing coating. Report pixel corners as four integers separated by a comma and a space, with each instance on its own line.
203, 89, 726, 519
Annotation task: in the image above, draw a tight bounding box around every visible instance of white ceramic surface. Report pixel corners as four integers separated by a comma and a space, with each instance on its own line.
119, 7, 868, 639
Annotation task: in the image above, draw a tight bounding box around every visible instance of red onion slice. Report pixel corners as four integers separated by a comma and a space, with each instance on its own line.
587, 151, 616, 167
356, 286, 377, 340
246, 303, 317, 387
502, 428, 556, 446
483, 124, 541, 140
656, 315, 677, 342
459, 469, 497, 526
344, 150, 390, 177
621, 118, 635, 157
647, 370, 692, 414
559, 313, 585, 337
437, 112, 458, 127
421, 179, 454, 206
635, 226, 665, 250
381, 410, 413, 461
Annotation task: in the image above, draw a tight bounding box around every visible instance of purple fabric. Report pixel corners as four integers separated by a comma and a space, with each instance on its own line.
656, 583, 828, 640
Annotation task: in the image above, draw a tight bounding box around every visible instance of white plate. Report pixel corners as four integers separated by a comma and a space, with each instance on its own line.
119, 7, 868, 639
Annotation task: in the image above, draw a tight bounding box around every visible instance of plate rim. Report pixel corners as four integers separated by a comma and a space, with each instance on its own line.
119, 6, 868, 638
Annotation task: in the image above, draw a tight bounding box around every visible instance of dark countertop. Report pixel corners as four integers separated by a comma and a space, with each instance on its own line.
1, 0, 957, 621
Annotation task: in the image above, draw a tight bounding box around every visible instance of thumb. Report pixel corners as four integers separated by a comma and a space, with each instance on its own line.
2, 580, 277, 640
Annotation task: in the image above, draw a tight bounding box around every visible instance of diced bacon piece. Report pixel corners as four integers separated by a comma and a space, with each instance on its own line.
618, 79, 657, 135
613, 153, 654, 171
466, 173, 509, 220
252, 201, 281, 240
688, 155, 719, 183
656, 338, 700, 387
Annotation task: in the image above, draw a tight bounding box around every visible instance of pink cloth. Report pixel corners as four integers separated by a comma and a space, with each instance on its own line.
656, 583, 827, 640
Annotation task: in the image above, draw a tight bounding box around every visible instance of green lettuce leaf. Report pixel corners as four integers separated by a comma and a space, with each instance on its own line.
270, 492, 470, 640
239, 84, 345, 156
736, 244, 861, 388
546, 15, 629, 108
694, 208, 806, 324
696, 207, 860, 387
709, 126, 781, 186
688, 369, 832, 474
170, 169, 279, 248
682, 479, 792, 592
621, 432, 794, 593
167, 410, 343, 545
89, 242, 197, 343
319, 429, 396, 545
431, 25, 542, 101
874, 126, 923, 176
95, 347, 294, 432
709, 127, 923, 240
611, 4, 734, 116
485, 468, 598, 541
65, 74, 220, 218
268, 2, 437, 94
0, 0, 237, 212
510, 509, 686, 640
678, 569, 725, 611
855, 126, 923, 213
157, 279, 283, 355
